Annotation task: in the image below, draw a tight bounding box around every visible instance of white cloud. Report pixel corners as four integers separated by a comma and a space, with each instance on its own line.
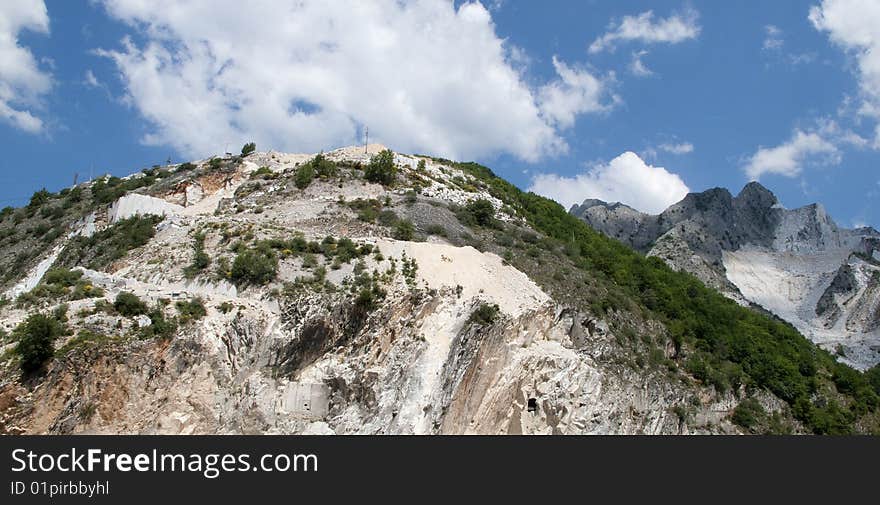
810, 0, 880, 146
537, 56, 617, 129
0, 0, 51, 133
528, 151, 690, 214
743, 130, 839, 180
629, 50, 653, 77
763, 25, 784, 50
659, 142, 694, 154
589, 8, 700, 54
83, 70, 100, 88
94, 0, 616, 162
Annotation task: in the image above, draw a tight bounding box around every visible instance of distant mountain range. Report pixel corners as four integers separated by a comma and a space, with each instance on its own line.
571, 182, 880, 370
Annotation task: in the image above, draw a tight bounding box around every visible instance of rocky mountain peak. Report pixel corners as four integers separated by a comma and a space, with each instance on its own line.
736, 181, 779, 209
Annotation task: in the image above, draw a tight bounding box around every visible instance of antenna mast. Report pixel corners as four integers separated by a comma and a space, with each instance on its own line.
364, 126, 369, 154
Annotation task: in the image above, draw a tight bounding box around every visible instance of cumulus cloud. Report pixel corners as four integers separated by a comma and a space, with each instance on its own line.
94, 0, 614, 162
528, 151, 690, 214
537, 56, 617, 128
743, 130, 839, 180
0, 0, 52, 133
589, 8, 700, 54
810, 0, 880, 146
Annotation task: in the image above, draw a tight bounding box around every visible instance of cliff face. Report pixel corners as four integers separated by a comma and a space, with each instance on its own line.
0, 147, 751, 435
572, 183, 880, 369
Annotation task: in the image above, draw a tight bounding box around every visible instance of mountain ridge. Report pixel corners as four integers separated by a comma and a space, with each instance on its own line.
571, 181, 880, 369
0, 147, 878, 435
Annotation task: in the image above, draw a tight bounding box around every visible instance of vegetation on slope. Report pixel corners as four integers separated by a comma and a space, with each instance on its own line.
440, 158, 880, 434
57, 214, 163, 271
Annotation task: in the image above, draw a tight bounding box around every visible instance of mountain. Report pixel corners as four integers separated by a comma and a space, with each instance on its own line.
571, 182, 880, 370
1, 147, 878, 435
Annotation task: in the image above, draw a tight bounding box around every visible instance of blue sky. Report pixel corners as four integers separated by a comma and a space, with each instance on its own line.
1, 1, 878, 227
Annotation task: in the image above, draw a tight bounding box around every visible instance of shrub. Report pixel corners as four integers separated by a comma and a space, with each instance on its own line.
348, 198, 382, 223
176, 297, 207, 323
114, 291, 148, 316
55, 330, 112, 356
28, 188, 52, 210
731, 398, 767, 430
241, 142, 257, 157
295, 163, 315, 189
184, 232, 210, 278
377, 209, 399, 227
14, 313, 66, 373
393, 219, 415, 241
460, 199, 496, 227
231, 247, 278, 285
58, 215, 162, 270
467, 303, 499, 327
43, 268, 83, 287
425, 224, 447, 237
141, 307, 177, 339
364, 149, 397, 186
310, 153, 337, 177
250, 166, 275, 180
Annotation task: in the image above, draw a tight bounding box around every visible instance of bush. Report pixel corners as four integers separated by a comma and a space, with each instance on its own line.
28, 188, 52, 210
43, 268, 83, 287
425, 224, 447, 237
364, 149, 397, 186
467, 303, 500, 327
460, 199, 496, 227
732, 398, 767, 430
184, 232, 210, 278
58, 215, 162, 270
14, 313, 66, 373
141, 307, 177, 339
250, 166, 275, 180
231, 247, 278, 285
114, 291, 148, 316
176, 297, 207, 323
393, 219, 415, 241
295, 163, 315, 189
310, 153, 338, 178
378, 209, 399, 227
241, 142, 256, 157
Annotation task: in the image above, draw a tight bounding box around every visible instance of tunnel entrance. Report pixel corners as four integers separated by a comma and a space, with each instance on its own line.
527, 398, 538, 413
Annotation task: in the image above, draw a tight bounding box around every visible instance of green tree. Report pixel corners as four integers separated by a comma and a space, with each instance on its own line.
295, 163, 315, 189
463, 199, 496, 227
241, 142, 257, 157
14, 313, 66, 373
365, 149, 397, 186
28, 188, 52, 209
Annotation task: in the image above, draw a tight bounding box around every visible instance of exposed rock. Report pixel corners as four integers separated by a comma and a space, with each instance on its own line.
573, 181, 880, 368
0, 146, 745, 435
